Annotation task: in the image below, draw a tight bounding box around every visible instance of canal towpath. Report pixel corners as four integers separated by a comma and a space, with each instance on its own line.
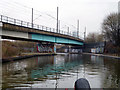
83, 53, 120, 59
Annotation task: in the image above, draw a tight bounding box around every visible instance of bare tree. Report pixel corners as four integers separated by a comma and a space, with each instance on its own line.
85, 32, 104, 43
102, 13, 120, 46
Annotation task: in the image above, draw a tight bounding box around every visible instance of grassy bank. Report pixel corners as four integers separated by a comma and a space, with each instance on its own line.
2, 40, 37, 60
2, 53, 56, 63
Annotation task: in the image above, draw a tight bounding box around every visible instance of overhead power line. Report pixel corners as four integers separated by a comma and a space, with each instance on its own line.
0, 0, 79, 33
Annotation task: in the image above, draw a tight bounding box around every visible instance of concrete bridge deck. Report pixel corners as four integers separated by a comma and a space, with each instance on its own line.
0, 15, 83, 46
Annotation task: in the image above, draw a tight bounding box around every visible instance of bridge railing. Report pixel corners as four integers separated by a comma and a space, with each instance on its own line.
0, 15, 82, 39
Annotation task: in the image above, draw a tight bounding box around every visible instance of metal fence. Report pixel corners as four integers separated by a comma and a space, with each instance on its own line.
0, 15, 82, 39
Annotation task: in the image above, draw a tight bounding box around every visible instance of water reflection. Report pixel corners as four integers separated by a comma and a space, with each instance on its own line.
101, 58, 120, 88
2, 54, 120, 89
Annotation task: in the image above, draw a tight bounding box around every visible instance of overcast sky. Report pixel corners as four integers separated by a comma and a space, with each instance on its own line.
0, 0, 119, 37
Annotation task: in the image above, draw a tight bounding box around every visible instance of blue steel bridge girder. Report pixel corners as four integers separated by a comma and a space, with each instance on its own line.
31, 33, 83, 46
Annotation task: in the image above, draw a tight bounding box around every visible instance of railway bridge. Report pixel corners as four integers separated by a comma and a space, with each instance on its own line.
0, 15, 84, 53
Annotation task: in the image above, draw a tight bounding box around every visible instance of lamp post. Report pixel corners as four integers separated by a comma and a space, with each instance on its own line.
118, 1, 120, 46
32, 8, 33, 28
68, 27, 69, 35
56, 7, 59, 33
77, 20, 79, 38
84, 27, 86, 41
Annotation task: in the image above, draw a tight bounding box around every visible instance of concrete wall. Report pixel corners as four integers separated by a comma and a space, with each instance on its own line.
84, 42, 105, 53
2, 29, 29, 39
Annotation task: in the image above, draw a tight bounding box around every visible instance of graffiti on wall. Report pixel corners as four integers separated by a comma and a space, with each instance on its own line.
37, 43, 54, 53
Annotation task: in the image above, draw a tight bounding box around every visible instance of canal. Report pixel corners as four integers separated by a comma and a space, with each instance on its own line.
2, 54, 120, 89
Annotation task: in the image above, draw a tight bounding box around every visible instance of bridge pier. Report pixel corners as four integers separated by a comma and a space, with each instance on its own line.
53, 43, 56, 53
0, 36, 1, 40
68, 45, 71, 53
0, 35, 1, 56
0, 22, 2, 40
0, 22, 2, 89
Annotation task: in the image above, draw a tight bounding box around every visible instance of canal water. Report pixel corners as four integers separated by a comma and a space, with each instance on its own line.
2, 54, 120, 89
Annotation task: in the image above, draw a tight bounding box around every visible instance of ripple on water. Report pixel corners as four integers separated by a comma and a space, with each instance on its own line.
2, 54, 120, 88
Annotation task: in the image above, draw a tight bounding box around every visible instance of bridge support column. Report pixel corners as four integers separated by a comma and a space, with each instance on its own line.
68, 45, 71, 53
0, 36, 1, 40
0, 35, 1, 89
0, 22, 2, 41
53, 43, 56, 53
0, 22, 2, 89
